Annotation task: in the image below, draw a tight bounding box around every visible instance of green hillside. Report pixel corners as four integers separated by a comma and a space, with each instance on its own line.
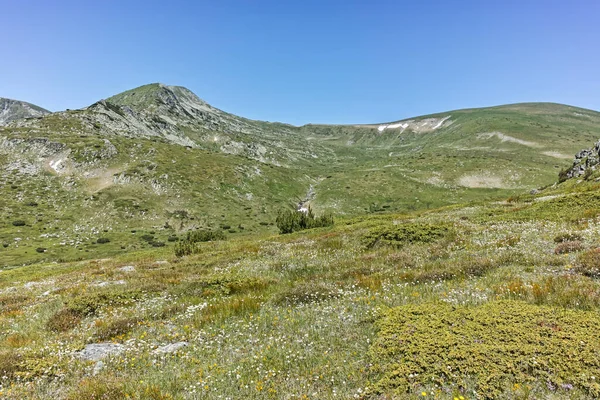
1, 85, 599, 270
2, 152, 600, 398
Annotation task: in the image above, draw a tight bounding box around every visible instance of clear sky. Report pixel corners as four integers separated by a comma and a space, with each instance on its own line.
1, 0, 599, 125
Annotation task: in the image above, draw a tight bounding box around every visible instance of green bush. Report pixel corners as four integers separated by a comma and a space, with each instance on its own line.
140, 234, 154, 242
362, 222, 450, 249
96, 237, 110, 244
554, 232, 584, 243
576, 248, 600, 277
275, 207, 334, 234
12, 220, 26, 227
187, 229, 225, 243
370, 300, 600, 398
174, 240, 194, 257
46, 290, 142, 332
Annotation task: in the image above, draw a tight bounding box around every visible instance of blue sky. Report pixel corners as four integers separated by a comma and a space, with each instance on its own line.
1, 0, 599, 125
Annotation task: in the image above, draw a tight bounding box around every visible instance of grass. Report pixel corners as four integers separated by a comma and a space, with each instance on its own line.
1, 173, 600, 398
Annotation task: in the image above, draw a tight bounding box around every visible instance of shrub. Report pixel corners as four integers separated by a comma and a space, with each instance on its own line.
554, 232, 584, 243
554, 241, 584, 254
275, 206, 334, 234
47, 291, 141, 332
46, 308, 82, 332
167, 235, 179, 242
12, 220, 26, 226
93, 317, 141, 341
558, 167, 569, 183
140, 234, 154, 242
150, 241, 165, 247
274, 283, 339, 305
96, 237, 110, 244
66, 377, 127, 400
174, 241, 195, 257
35, 247, 47, 253
0, 351, 22, 379
576, 248, 600, 277
187, 230, 225, 243
362, 222, 450, 249
370, 300, 600, 398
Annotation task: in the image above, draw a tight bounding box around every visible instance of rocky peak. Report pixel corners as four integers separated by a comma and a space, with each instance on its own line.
106, 83, 219, 120
563, 139, 600, 179
0, 97, 50, 125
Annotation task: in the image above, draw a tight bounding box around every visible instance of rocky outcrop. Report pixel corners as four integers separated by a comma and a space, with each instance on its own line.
564, 139, 600, 179
0, 98, 49, 125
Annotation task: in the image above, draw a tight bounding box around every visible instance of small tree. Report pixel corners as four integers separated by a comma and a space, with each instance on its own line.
276, 206, 334, 234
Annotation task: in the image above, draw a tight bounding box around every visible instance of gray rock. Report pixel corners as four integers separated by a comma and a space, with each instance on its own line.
565, 140, 600, 179
77, 343, 124, 361
119, 265, 136, 272
92, 360, 104, 375
153, 341, 188, 354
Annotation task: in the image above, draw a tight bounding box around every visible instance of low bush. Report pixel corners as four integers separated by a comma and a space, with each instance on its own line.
47, 290, 142, 332
370, 300, 600, 398
0, 350, 22, 379
575, 248, 600, 277
96, 237, 110, 244
187, 230, 225, 243
93, 317, 141, 341
140, 234, 155, 242
274, 282, 339, 305
554, 232, 584, 243
12, 220, 26, 226
554, 240, 584, 254
362, 222, 450, 249
66, 377, 127, 400
46, 308, 82, 332
174, 229, 226, 257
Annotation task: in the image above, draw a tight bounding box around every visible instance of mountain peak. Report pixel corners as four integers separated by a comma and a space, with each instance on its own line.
0, 97, 50, 125
105, 83, 218, 120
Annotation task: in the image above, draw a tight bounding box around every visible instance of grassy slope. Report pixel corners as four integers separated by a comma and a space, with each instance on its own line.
2, 100, 600, 269
3, 169, 600, 398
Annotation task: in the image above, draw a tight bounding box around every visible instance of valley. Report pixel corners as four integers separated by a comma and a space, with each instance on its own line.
2, 85, 599, 267
2, 84, 600, 399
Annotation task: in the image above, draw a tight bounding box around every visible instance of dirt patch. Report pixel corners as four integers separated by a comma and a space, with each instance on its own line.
477, 132, 540, 148
458, 174, 506, 188
84, 167, 124, 193
542, 151, 572, 159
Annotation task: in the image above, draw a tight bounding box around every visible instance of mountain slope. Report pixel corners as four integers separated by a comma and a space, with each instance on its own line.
1, 84, 600, 267
4, 140, 600, 399
0, 97, 50, 125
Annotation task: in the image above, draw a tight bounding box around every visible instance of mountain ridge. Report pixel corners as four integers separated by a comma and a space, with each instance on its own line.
2, 82, 600, 267
0, 97, 50, 125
